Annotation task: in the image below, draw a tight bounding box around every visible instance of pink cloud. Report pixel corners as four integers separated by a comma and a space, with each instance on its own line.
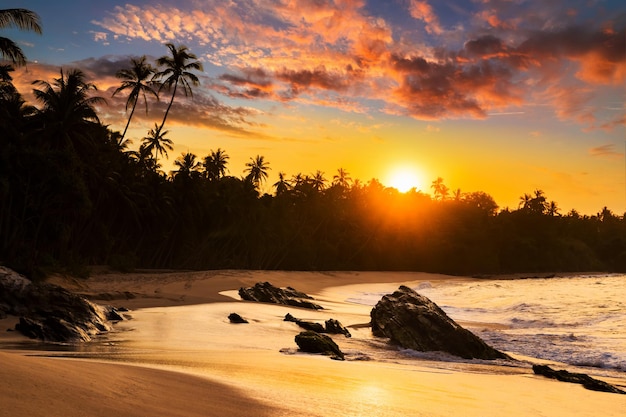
408, 0, 443, 35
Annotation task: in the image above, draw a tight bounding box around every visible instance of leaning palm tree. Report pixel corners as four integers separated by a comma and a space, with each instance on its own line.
244, 155, 270, 189
153, 43, 203, 132
203, 148, 229, 180
32, 68, 106, 151
112, 56, 159, 140
0, 8, 42, 66
141, 124, 173, 166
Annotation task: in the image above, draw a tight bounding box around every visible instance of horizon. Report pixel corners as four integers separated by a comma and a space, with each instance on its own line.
4, 0, 626, 215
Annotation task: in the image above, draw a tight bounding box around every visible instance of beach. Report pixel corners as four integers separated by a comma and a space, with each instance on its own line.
1, 270, 625, 416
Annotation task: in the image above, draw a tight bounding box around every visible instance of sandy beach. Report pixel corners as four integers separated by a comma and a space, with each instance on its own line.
1, 270, 625, 417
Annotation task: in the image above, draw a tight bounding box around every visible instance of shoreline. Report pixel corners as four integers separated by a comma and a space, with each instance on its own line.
2, 269, 625, 417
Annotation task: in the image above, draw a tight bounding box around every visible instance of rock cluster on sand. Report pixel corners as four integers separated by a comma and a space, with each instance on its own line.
228, 313, 249, 323
294, 331, 345, 360
284, 313, 351, 337
370, 285, 509, 360
0, 266, 117, 342
238, 282, 323, 310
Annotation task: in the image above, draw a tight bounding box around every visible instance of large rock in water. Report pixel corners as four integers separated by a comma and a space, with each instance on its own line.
370, 285, 508, 360
0, 266, 112, 342
238, 282, 323, 310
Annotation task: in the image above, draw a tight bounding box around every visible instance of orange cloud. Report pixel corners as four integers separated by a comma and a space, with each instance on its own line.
408, 0, 443, 35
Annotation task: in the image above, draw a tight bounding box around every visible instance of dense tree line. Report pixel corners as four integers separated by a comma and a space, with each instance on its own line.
1, 12, 625, 277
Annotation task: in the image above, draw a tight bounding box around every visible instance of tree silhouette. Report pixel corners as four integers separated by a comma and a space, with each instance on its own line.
32, 68, 106, 152
431, 177, 449, 200
332, 168, 352, 188
172, 152, 201, 179
311, 170, 327, 191
203, 148, 229, 180
141, 124, 173, 166
244, 155, 270, 189
0, 8, 42, 66
273, 171, 291, 195
112, 56, 159, 140
153, 43, 203, 132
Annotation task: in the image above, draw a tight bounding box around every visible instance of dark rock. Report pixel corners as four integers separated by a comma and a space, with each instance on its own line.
370, 285, 508, 360
294, 331, 345, 360
532, 364, 626, 394
105, 307, 125, 322
325, 319, 351, 338
239, 282, 323, 310
228, 313, 249, 324
284, 313, 298, 322
284, 314, 351, 337
0, 266, 112, 342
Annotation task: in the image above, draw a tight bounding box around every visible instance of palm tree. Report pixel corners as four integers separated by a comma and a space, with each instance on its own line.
547, 201, 560, 217
273, 171, 291, 195
112, 56, 159, 140
430, 177, 449, 200
172, 151, 201, 179
32, 68, 106, 151
141, 124, 173, 166
332, 168, 352, 188
0, 9, 42, 66
519, 193, 532, 210
153, 43, 203, 132
244, 155, 270, 189
203, 148, 229, 180
311, 170, 327, 191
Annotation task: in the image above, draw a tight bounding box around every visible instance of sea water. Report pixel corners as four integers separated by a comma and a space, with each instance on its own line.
347, 274, 626, 373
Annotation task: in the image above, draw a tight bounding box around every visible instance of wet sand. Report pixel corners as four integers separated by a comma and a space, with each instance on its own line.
1, 270, 625, 417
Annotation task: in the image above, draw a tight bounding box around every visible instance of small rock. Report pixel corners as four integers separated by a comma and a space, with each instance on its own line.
294, 331, 345, 360
228, 313, 249, 324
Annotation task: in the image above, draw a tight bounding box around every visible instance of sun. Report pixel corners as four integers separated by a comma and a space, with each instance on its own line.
386, 167, 424, 193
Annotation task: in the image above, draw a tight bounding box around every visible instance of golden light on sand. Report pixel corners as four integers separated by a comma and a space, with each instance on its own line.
385, 166, 425, 193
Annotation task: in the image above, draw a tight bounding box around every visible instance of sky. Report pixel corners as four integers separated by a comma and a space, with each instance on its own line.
4, 0, 626, 214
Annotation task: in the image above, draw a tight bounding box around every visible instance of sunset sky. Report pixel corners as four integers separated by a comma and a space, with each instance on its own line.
5, 0, 626, 214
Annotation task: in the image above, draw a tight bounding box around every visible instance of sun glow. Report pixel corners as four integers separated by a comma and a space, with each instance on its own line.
386, 166, 424, 193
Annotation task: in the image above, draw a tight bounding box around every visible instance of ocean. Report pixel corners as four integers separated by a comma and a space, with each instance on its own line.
346, 274, 626, 373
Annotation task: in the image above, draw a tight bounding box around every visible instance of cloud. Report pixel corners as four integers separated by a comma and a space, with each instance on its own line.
588, 144, 623, 159
85, 0, 626, 126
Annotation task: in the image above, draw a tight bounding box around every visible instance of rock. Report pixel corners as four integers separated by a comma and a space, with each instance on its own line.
325, 319, 351, 338
532, 365, 626, 394
239, 282, 323, 310
294, 331, 345, 360
228, 313, 249, 324
0, 266, 112, 342
284, 314, 351, 337
105, 307, 126, 322
370, 285, 508, 360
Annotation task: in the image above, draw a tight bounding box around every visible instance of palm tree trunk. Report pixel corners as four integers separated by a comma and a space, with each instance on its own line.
158, 78, 178, 133
120, 101, 137, 140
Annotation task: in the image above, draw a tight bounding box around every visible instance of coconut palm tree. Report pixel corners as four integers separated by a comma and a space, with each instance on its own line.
430, 177, 449, 200
32, 68, 106, 152
112, 56, 159, 140
0, 8, 42, 66
153, 43, 203, 132
273, 171, 291, 195
332, 167, 352, 188
244, 155, 270, 189
311, 170, 327, 191
141, 124, 173, 166
203, 148, 229, 180
172, 151, 201, 179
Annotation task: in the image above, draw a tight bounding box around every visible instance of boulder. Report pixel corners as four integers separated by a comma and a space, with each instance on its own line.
228, 313, 249, 324
239, 282, 323, 310
370, 285, 508, 360
294, 331, 345, 360
0, 266, 112, 342
533, 364, 626, 394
